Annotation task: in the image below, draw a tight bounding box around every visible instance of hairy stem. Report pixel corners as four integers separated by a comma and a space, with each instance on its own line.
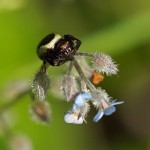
67, 61, 74, 76
73, 58, 96, 92
76, 52, 95, 58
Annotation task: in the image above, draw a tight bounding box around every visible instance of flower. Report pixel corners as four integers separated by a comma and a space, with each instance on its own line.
64, 100, 90, 124
73, 93, 92, 109
30, 101, 51, 123
92, 53, 118, 75
71, 93, 92, 115
64, 93, 92, 124
64, 112, 84, 124
93, 100, 124, 123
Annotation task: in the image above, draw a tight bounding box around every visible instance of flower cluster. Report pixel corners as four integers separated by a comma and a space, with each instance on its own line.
64, 90, 123, 124
32, 50, 123, 124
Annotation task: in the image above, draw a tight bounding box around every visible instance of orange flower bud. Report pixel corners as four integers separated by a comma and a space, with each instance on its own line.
91, 71, 104, 85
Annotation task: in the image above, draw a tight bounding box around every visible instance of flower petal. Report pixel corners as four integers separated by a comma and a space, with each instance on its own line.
64, 113, 83, 124
111, 100, 124, 106
74, 94, 85, 107
74, 117, 84, 124
93, 110, 104, 123
81, 93, 92, 100
103, 106, 116, 116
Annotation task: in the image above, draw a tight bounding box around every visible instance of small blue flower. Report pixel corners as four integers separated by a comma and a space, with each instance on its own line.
65, 92, 92, 124
72, 93, 92, 112
93, 100, 123, 123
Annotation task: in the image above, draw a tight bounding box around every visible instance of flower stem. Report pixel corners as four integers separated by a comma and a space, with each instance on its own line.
76, 52, 95, 58
73, 58, 96, 92
40, 62, 49, 73
67, 61, 73, 76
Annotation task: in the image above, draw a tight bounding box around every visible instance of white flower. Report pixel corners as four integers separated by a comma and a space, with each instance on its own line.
64, 112, 84, 124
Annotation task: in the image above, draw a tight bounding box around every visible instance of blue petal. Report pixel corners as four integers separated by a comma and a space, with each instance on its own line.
81, 92, 92, 100
111, 100, 124, 106
72, 104, 77, 112
93, 110, 104, 123
104, 106, 116, 115
74, 94, 85, 107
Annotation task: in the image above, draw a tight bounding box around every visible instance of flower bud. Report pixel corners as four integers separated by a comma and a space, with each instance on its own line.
62, 74, 79, 101
32, 70, 50, 100
91, 71, 104, 85
30, 101, 51, 123
92, 53, 118, 75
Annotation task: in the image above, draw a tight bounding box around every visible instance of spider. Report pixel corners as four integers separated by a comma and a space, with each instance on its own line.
37, 33, 81, 66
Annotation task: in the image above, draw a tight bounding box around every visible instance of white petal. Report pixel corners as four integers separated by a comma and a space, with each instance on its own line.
64, 113, 75, 123
74, 117, 84, 124
64, 113, 83, 124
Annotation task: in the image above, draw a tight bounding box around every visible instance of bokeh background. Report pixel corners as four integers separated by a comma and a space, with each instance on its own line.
0, 0, 150, 150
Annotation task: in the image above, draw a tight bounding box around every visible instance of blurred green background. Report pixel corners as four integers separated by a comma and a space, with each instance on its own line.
0, 0, 150, 150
